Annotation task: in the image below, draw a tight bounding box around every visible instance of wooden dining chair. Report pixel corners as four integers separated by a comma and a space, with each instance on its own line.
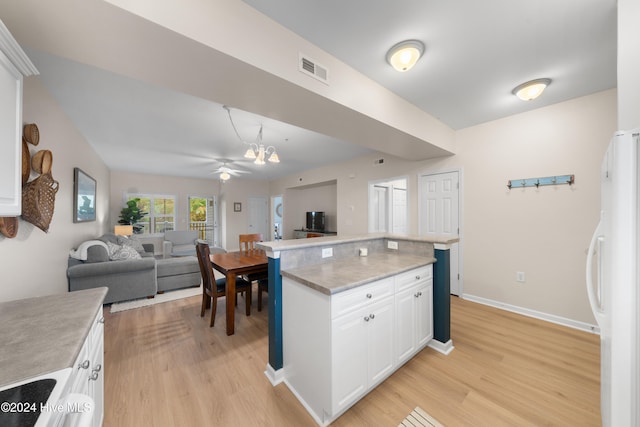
239, 233, 263, 251
196, 241, 252, 327
238, 233, 269, 311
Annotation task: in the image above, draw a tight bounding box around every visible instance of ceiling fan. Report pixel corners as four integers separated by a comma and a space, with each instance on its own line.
212, 160, 250, 181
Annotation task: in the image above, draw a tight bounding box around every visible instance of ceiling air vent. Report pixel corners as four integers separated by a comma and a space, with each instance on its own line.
299, 53, 329, 84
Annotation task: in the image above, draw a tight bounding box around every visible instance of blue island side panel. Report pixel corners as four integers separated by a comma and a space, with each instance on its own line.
433, 248, 451, 343
268, 256, 283, 370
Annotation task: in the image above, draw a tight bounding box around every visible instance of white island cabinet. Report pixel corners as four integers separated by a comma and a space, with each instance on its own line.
282, 264, 433, 426
395, 266, 433, 364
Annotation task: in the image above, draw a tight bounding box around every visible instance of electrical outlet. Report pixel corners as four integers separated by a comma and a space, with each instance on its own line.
387, 241, 398, 250
322, 247, 333, 258
516, 272, 526, 283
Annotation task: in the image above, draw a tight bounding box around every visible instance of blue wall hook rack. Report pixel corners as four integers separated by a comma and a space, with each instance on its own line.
507, 174, 574, 189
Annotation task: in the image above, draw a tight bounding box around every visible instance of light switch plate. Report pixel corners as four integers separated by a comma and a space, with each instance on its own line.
322, 247, 333, 258
387, 241, 398, 250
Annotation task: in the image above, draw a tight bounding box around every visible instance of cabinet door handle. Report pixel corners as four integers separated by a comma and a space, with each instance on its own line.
364, 316, 370, 322
366, 293, 372, 299
98, 317, 105, 324
92, 364, 102, 373
414, 293, 420, 298
78, 360, 90, 370
416, 275, 421, 280
89, 372, 100, 381
369, 313, 375, 320
418, 291, 423, 297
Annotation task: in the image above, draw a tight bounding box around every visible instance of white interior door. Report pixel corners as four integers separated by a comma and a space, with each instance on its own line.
419, 171, 461, 295
247, 196, 269, 239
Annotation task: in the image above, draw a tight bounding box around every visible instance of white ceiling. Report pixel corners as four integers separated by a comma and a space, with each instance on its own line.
3, 0, 617, 181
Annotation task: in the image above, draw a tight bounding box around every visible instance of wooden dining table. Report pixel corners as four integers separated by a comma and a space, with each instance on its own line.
209, 249, 268, 335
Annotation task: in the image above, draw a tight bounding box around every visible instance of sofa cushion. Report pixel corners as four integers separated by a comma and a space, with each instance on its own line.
156, 256, 199, 277
118, 235, 145, 253
165, 230, 198, 246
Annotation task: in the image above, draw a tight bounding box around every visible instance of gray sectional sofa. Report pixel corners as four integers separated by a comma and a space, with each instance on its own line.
67, 233, 201, 304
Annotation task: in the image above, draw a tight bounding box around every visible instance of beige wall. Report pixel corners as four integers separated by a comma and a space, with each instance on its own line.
271, 89, 617, 325
109, 171, 269, 251
282, 181, 337, 238
218, 178, 270, 251
0, 77, 110, 302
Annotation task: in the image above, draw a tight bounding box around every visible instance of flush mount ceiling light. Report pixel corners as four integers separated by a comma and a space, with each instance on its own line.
224, 105, 280, 165
512, 78, 551, 101
386, 40, 425, 72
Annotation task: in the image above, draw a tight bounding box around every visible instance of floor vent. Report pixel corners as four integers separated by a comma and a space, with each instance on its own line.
299, 53, 329, 84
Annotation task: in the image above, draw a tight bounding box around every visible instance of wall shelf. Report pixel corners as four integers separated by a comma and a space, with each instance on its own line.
507, 174, 574, 189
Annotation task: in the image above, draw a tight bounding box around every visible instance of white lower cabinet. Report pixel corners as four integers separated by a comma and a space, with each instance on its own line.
396, 281, 433, 365
61, 309, 104, 427
332, 296, 394, 414
283, 264, 433, 426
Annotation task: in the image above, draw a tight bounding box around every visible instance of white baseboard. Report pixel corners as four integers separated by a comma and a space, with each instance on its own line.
428, 339, 454, 355
264, 364, 285, 386
462, 294, 600, 335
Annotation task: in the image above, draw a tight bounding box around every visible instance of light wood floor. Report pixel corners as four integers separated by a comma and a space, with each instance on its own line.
103, 291, 600, 426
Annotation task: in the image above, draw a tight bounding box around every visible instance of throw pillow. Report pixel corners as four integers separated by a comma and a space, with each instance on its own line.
106, 241, 121, 258
117, 235, 145, 253
108, 242, 142, 261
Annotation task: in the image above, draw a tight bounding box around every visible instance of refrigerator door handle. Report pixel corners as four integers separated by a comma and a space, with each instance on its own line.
586, 219, 605, 326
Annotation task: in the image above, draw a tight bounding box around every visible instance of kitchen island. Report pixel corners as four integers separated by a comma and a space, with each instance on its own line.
281, 251, 436, 426
258, 233, 458, 422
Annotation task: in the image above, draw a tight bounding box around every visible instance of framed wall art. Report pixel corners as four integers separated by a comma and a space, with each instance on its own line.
73, 167, 96, 222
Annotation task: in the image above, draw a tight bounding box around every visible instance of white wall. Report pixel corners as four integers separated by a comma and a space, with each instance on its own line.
0, 77, 110, 302
271, 89, 616, 325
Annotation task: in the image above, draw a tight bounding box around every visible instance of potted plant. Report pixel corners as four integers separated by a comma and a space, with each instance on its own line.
118, 198, 147, 233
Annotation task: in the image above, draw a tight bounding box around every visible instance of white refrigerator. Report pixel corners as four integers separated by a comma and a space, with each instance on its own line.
587, 129, 639, 427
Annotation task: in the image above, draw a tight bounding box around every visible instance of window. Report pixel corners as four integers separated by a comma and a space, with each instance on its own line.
124, 194, 175, 234
189, 196, 217, 245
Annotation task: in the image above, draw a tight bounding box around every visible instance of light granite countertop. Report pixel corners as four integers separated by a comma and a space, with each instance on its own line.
258, 232, 459, 253
0, 287, 107, 387
281, 252, 436, 295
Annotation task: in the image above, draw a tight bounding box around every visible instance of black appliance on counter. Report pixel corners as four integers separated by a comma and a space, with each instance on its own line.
306, 211, 325, 232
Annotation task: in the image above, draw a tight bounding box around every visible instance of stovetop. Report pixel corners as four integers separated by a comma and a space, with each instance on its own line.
0, 379, 57, 427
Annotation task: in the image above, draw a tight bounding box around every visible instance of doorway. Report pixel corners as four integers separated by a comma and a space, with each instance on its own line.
368, 177, 408, 233
188, 195, 217, 246
247, 196, 269, 239
272, 195, 283, 240
418, 170, 462, 296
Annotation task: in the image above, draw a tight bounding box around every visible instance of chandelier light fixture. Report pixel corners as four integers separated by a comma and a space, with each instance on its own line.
243, 126, 280, 165
386, 40, 425, 72
512, 78, 551, 101
224, 105, 280, 166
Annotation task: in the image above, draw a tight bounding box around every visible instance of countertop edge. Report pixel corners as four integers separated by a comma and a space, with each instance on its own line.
281, 255, 436, 295
259, 233, 459, 252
